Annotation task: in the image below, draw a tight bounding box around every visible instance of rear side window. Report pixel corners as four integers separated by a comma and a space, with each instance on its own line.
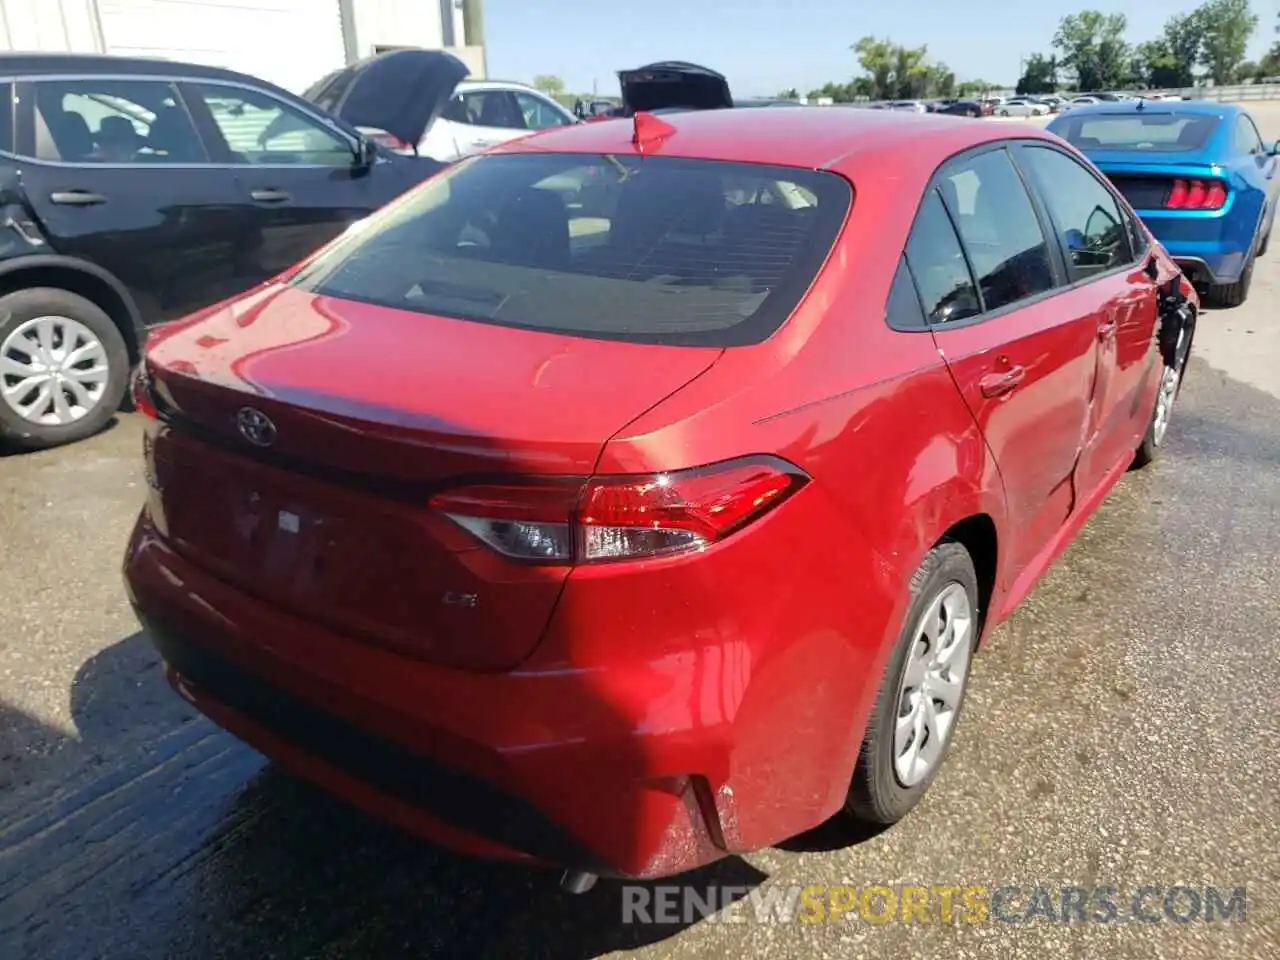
1018, 146, 1132, 279
935, 149, 1056, 312
289, 153, 851, 347
30, 78, 206, 163
1053, 113, 1219, 153
904, 189, 981, 324
1232, 115, 1264, 155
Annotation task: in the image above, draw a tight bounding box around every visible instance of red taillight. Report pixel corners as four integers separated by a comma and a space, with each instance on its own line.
130, 365, 158, 419
1166, 178, 1227, 210
428, 456, 808, 564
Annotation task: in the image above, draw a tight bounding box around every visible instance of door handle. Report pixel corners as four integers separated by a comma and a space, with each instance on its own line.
249, 189, 291, 203
1097, 318, 1118, 340
49, 191, 106, 206
978, 365, 1026, 398
471, 139, 496, 148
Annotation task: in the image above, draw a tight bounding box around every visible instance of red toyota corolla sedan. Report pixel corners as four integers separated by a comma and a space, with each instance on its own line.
123, 80, 1199, 888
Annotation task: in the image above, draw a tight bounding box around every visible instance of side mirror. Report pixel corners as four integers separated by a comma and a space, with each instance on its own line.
353, 135, 378, 171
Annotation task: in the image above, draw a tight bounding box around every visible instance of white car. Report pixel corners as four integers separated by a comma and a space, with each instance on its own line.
358, 78, 577, 161
995, 98, 1050, 117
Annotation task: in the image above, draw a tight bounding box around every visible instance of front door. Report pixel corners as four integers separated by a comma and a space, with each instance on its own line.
179, 80, 408, 282
15, 76, 248, 326
909, 146, 1098, 580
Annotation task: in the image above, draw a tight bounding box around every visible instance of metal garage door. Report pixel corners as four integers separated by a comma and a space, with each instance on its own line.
95, 0, 346, 95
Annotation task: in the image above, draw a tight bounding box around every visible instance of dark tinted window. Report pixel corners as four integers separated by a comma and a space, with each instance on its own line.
1019, 146, 1132, 278
450, 91, 525, 129
937, 149, 1055, 312
31, 78, 206, 163
885, 257, 927, 330
904, 189, 981, 324
0, 82, 12, 153
1052, 112, 1218, 153
289, 153, 851, 347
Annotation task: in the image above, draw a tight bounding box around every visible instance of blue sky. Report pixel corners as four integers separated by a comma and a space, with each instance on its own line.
484, 0, 1279, 96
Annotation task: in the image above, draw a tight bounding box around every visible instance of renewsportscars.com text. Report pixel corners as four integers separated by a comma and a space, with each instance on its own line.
621, 884, 1248, 925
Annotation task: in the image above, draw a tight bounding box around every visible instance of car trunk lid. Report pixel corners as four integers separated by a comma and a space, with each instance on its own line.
141, 284, 721, 671
300, 48, 470, 150
617, 61, 734, 114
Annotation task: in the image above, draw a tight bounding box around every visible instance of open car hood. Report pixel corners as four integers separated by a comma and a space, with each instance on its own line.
301, 48, 469, 148
617, 61, 733, 114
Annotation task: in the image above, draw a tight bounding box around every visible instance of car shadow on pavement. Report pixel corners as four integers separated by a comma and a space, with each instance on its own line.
1, 629, 773, 960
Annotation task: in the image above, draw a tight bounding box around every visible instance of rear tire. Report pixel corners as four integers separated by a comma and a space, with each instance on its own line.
845, 541, 979, 824
1206, 250, 1254, 309
0, 287, 129, 452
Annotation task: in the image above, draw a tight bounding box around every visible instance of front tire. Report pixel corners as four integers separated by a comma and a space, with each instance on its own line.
845, 541, 979, 824
1133, 317, 1192, 469
0, 287, 129, 451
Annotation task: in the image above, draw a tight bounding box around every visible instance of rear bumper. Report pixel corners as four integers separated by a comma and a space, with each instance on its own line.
123, 500, 892, 878
1142, 211, 1257, 285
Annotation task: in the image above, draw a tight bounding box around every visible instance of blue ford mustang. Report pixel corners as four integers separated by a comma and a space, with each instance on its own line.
1047, 100, 1279, 307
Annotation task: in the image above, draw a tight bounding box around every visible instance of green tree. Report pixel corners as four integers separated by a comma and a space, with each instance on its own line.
957, 79, 993, 98
1196, 0, 1259, 84
1016, 53, 1058, 94
853, 36, 896, 99
531, 74, 565, 97
777, 87, 800, 100
1053, 11, 1131, 91
1258, 41, 1280, 77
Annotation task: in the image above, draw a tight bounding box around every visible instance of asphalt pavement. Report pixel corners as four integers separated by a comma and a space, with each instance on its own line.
2, 110, 1279, 960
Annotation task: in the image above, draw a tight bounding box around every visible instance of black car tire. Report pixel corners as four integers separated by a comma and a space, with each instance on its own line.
1206, 251, 1253, 309
0, 287, 129, 451
1133, 307, 1194, 469
844, 540, 979, 824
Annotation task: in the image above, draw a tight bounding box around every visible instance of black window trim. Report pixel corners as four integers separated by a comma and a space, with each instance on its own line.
889, 140, 1073, 334
1009, 140, 1145, 291
1, 71, 358, 170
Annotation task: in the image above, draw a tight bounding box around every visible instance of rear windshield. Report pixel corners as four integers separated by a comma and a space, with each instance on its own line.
288, 152, 851, 347
1052, 113, 1219, 152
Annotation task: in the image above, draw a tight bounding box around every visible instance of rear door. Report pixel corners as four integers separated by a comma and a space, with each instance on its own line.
14, 75, 247, 326
179, 79, 415, 282
1013, 142, 1160, 492
909, 145, 1096, 579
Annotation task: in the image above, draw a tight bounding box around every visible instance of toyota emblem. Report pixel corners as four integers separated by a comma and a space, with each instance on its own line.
236, 407, 277, 447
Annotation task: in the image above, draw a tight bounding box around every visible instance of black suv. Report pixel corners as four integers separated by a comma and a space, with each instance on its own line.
0, 49, 470, 450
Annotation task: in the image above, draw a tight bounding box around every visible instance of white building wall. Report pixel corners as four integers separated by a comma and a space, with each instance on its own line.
0, 0, 103, 53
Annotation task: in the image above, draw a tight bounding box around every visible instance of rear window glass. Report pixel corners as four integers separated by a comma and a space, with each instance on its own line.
1052, 113, 1219, 152
288, 152, 851, 347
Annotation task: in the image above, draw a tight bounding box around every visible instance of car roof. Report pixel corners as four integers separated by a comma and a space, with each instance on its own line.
494, 105, 1056, 171
0, 51, 269, 86
1059, 99, 1241, 118
457, 79, 543, 93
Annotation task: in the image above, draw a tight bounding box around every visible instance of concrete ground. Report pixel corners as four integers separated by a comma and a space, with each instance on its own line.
2, 108, 1279, 960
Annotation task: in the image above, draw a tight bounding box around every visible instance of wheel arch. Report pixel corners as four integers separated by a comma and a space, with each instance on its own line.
0, 256, 146, 364
937, 513, 999, 644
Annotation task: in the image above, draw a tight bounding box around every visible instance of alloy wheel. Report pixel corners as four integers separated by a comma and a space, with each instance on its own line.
0, 315, 111, 426
1150, 328, 1187, 448
893, 581, 974, 787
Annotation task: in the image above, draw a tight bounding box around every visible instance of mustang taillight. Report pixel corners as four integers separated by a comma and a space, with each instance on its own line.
429, 456, 808, 564
1166, 178, 1227, 211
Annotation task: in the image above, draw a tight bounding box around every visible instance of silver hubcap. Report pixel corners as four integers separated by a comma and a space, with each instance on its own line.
894, 582, 974, 787
0, 315, 109, 426
1151, 329, 1186, 447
